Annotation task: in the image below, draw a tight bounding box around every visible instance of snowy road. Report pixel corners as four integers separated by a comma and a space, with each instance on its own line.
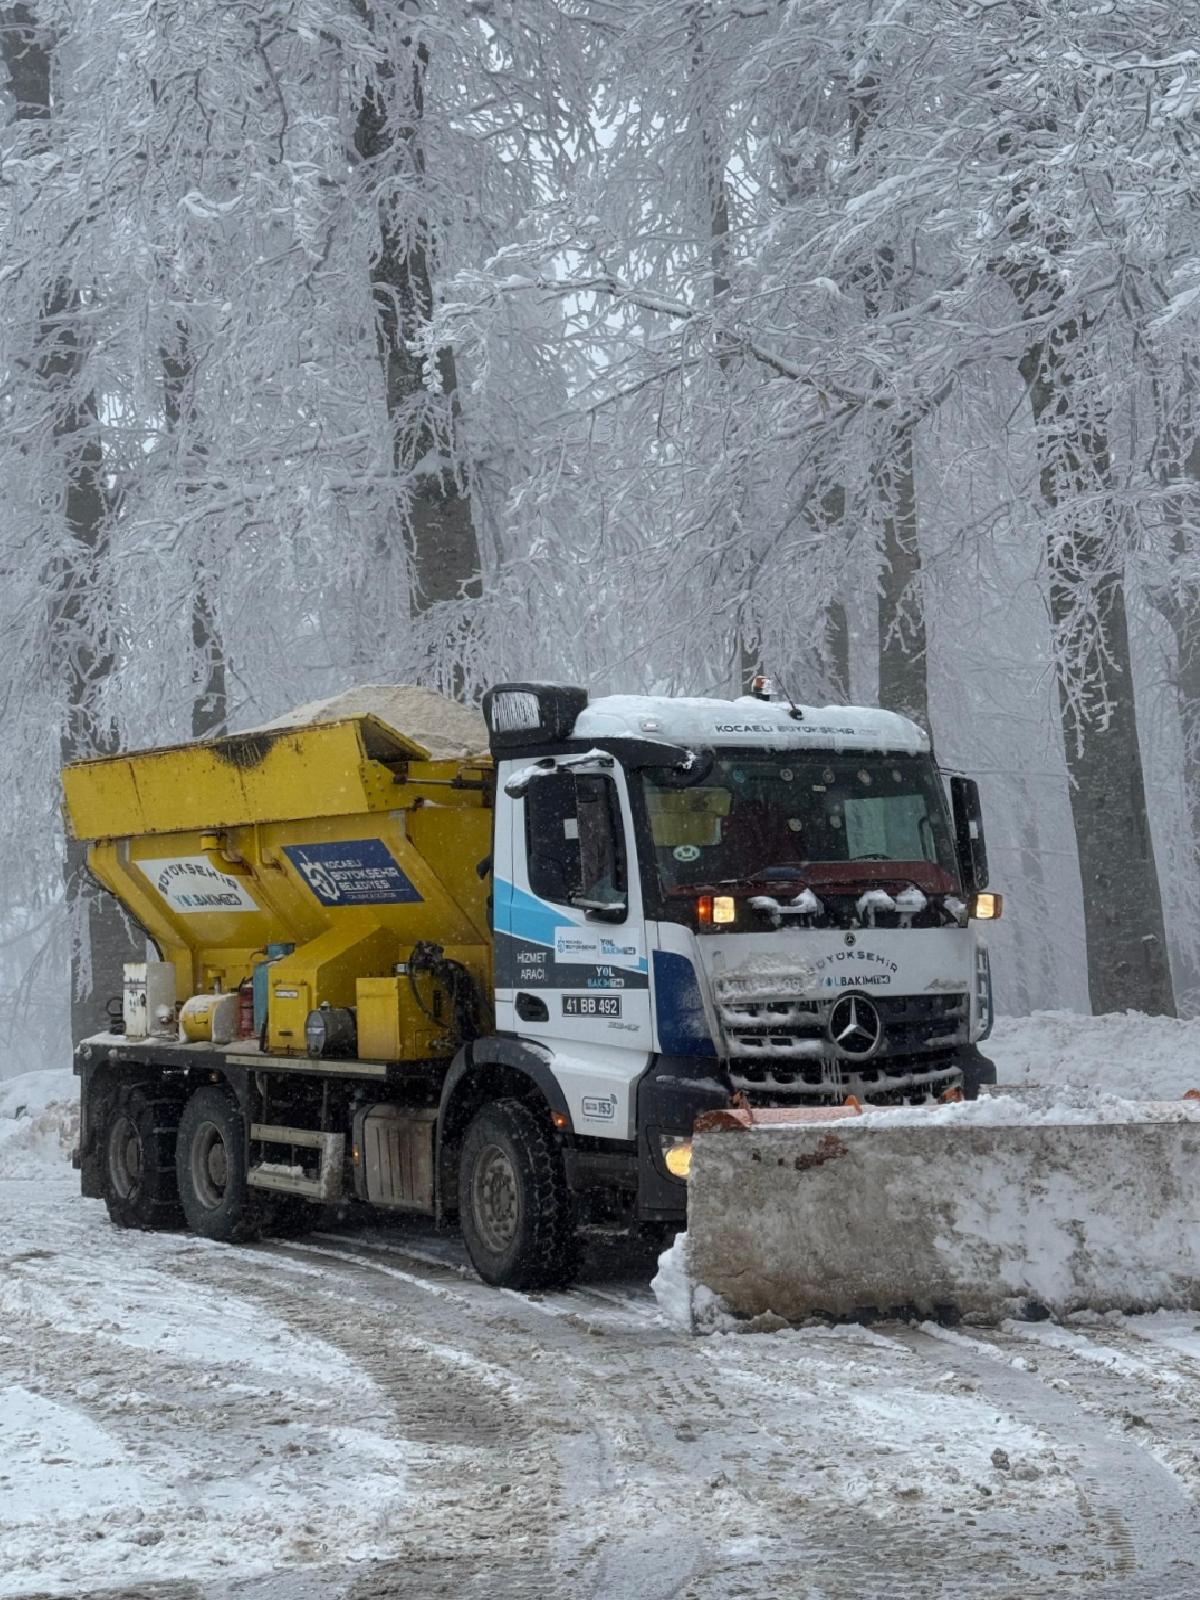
5, 1171, 1200, 1597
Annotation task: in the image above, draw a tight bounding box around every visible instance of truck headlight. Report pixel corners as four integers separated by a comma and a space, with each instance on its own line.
660, 1135, 692, 1180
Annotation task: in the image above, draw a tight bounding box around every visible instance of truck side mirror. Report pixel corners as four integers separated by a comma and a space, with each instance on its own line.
950, 776, 989, 894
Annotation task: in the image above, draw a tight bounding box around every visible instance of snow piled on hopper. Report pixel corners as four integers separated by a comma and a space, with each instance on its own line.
250, 682, 490, 762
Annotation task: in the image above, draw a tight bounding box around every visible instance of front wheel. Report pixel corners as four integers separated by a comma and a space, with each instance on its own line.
176, 1086, 259, 1241
458, 1099, 579, 1291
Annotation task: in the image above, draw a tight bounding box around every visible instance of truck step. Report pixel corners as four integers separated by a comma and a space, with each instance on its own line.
248, 1124, 345, 1202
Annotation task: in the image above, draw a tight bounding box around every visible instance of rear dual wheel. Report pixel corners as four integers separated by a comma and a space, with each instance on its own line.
102, 1086, 184, 1230
176, 1085, 261, 1242
103, 1083, 296, 1242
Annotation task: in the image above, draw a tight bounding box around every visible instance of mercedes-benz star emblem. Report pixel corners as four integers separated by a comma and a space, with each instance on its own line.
828, 994, 883, 1060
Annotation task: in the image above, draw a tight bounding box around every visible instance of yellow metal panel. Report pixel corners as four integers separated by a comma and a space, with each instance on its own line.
267, 923, 397, 1053
355, 973, 456, 1063
356, 977, 403, 1061
269, 980, 311, 1052
63, 721, 397, 840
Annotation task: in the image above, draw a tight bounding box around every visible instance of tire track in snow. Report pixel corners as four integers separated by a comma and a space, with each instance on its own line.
229, 1225, 1200, 1597
0, 1236, 409, 1597
11, 1185, 1200, 1597
162, 1232, 569, 1573
901, 1323, 1200, 1594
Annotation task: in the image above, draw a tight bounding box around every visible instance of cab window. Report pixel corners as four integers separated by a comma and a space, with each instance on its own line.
525, 772, 626, 913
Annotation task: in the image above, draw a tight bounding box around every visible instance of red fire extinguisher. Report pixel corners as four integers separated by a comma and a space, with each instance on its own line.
237, 978, 255, 1040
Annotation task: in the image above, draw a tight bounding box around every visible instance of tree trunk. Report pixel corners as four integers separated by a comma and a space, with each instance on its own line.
826, 601, 851, 702
1173, 591, 1200, 913
1016, 312, 1174, 1016
685, 3, 754, 693
1, 4, 141, 1043
352, 7, 481, 628
190, 586, 227, 739
776, 97, 851, 706
850, 72, 928, 729
1138, 365, 1200, 1009
1009, 776, 1052, 1014
875, 421, 927, 726
162, 326, 227, 740
811, 484, 850, 701
1151, 369, 1200, 886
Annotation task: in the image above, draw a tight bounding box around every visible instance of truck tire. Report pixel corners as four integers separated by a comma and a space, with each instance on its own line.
458, 1098, 579, 1291
101, 1086, 183, 1230
176, 1086, 260, 1242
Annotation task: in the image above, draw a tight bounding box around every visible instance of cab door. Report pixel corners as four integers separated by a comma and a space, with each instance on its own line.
495, 761, 652, 1139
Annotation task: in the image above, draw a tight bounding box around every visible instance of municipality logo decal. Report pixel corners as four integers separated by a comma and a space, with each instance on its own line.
556, 928, 600, 960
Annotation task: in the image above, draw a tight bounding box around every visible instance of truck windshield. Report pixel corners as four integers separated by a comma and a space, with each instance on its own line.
639, 751, 960, 898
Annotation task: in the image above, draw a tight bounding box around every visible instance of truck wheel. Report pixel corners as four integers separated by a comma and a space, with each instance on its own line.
101, 1087, 183, 1230
176, 1086, 259, 1242
458, 1099, 579, 1291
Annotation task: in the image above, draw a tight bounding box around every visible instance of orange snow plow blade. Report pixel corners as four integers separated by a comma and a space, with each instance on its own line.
683, 1096, 1200, 1327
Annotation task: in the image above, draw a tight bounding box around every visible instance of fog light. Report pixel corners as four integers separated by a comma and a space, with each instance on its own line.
661, 1136, 693, 1179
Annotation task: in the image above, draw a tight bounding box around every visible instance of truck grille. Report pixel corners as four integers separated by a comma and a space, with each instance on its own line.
718, 991, 968, 1105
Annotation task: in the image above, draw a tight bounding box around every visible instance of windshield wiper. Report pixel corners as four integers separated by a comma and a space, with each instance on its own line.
714, 865, 809, 889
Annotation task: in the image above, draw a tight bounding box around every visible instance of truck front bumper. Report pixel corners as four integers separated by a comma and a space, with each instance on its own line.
635, 1054, 731, 1223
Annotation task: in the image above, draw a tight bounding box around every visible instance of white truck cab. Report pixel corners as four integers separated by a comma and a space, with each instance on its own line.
482, 682, 998, 1226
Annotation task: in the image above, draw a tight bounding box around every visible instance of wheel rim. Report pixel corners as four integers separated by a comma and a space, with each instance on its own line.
107, 1114, 143, 1201
471, 1142, 520, 1254
190, 1120, 229, 1210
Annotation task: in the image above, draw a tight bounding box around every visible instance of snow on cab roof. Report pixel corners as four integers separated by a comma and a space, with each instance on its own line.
574, 694, 929, 755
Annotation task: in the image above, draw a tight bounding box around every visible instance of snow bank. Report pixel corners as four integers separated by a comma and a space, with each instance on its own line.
653, 1232, 776, 1334
651, 1232, 693, 1329
859, 1084, 1200, 1128
990, 1009, 1200, 1100
0, 1069, 77, 1180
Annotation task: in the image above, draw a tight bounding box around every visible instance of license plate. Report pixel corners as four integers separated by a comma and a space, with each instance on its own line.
562, 994, 622, 1018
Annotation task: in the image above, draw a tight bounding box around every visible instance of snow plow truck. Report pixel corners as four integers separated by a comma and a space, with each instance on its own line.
63, 680, 1196, 1324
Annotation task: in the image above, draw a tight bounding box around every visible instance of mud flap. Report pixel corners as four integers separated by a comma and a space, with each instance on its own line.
686, 1110, 1200, 1325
